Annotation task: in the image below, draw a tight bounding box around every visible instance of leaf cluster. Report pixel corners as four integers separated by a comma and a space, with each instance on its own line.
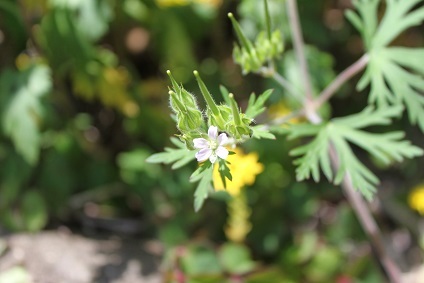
347, 0, 424, 131
286, 106, 423, 200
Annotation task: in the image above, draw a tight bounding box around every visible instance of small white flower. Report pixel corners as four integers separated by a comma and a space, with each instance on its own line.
193, 126, 229, 163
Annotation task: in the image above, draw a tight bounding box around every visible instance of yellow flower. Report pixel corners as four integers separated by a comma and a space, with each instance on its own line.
156, 0, 222, 8
156, 0, 190, 7
194, 0, 222, 7
213, 148, 264, 196
225, 193, 252, 243
409, 185, 424, 215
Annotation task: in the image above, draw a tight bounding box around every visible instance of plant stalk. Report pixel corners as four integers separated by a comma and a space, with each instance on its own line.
314, 53, 369, 109
284, 1, 402, 282
286, 0, 314, 102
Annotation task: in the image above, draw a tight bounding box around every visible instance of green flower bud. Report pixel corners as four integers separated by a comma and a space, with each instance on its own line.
229, 10, 284, 75
193, 71, 227, 129
169, 90, 204, 134
229, 93, 242, 126
176, 110, 203, 133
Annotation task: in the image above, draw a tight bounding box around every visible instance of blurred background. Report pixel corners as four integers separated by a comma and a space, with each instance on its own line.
0, 0, 424, 282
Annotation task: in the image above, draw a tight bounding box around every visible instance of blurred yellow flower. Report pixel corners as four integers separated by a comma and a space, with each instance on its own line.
213, 148, 264, 196
195, 0, 222, 6
156, 0, 189, 7
213, 148, 263, 242
268, 101, 300, 125
409, 185, 424, 215
156, 0, 222, 8
225, 193, 252, 243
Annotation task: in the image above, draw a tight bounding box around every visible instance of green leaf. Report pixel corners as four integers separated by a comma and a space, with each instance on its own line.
348, 0, 424, 50
219, 85, 231, 105
181, 245, 222, 276
219, 243, 257, 275
251, 125, 276, 140
217, 159, 232, 188
22, 191, 48, 232
0, 65, 51, 165
348, 0, 424, 132
245, 89, 273, 119
287, 107, 423, 200
331, 105, 403, 129
48, 0, 113, 41
146, 138, 196, 169
75, 0, 113, 41
357, 47, 424, 131
192, 164, 214, 212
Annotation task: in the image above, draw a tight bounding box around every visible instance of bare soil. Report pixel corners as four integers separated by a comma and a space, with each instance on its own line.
0, 229, 162, 283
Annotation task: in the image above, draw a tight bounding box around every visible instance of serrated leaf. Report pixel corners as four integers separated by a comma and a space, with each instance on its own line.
245, 89, 273, 118
0, 65, 51, 165
348, 0, 424, 50
287, 107, 423, 200
251, 125, 276, 140
331, 105, 403, 129
193, 165, 213, 212
358, 47, 424, 131
190, 162, 212, 183
146, 138, 196, 169
348, 0, 424, 132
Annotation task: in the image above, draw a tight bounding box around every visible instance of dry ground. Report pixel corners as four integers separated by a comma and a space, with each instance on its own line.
0, 229, 162, 283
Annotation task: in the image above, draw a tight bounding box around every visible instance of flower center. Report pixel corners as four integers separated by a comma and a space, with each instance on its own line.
208, 140, 218, 150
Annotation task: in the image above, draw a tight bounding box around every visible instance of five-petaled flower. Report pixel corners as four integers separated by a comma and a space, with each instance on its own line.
193, 126, 229, 163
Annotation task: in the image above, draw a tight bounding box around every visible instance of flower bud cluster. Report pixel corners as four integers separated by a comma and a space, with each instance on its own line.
167, 70, 254, 150
167, 71, 205, 148
229, 13, 283, 74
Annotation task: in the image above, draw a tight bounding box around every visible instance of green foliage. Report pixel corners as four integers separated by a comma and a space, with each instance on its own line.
146, 137, 196, 169
190, 162, 213, 212
230, 12, 284, 74
245, 89, 273, 119
0, 64, 51, 165
1, 0, 424, 281
347, 0, 424, 131
286, 106, 423, 200
218, 243, 257, 274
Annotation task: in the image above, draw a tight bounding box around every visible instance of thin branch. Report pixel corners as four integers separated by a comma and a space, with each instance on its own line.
328, 146, 402, 283
314, 54, 369, 109
285, 1, 402, 282
286, 0, 314, 101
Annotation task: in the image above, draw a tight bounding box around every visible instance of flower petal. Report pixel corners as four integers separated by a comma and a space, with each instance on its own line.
217, 133, 228, 146
193, 138, 209, 149
208, 126, 218, 140
216, 146, 229, 160
195, 148, 212, 162
209, 153, 217, 164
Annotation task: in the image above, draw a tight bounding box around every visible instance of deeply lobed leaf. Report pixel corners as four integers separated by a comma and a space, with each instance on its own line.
286, 107, 423, 199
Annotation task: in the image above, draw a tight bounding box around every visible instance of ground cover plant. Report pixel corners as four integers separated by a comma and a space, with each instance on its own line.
1, 0, 424, 282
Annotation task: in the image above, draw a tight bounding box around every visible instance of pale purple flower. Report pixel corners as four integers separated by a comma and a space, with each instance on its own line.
193, 126, 229, 163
